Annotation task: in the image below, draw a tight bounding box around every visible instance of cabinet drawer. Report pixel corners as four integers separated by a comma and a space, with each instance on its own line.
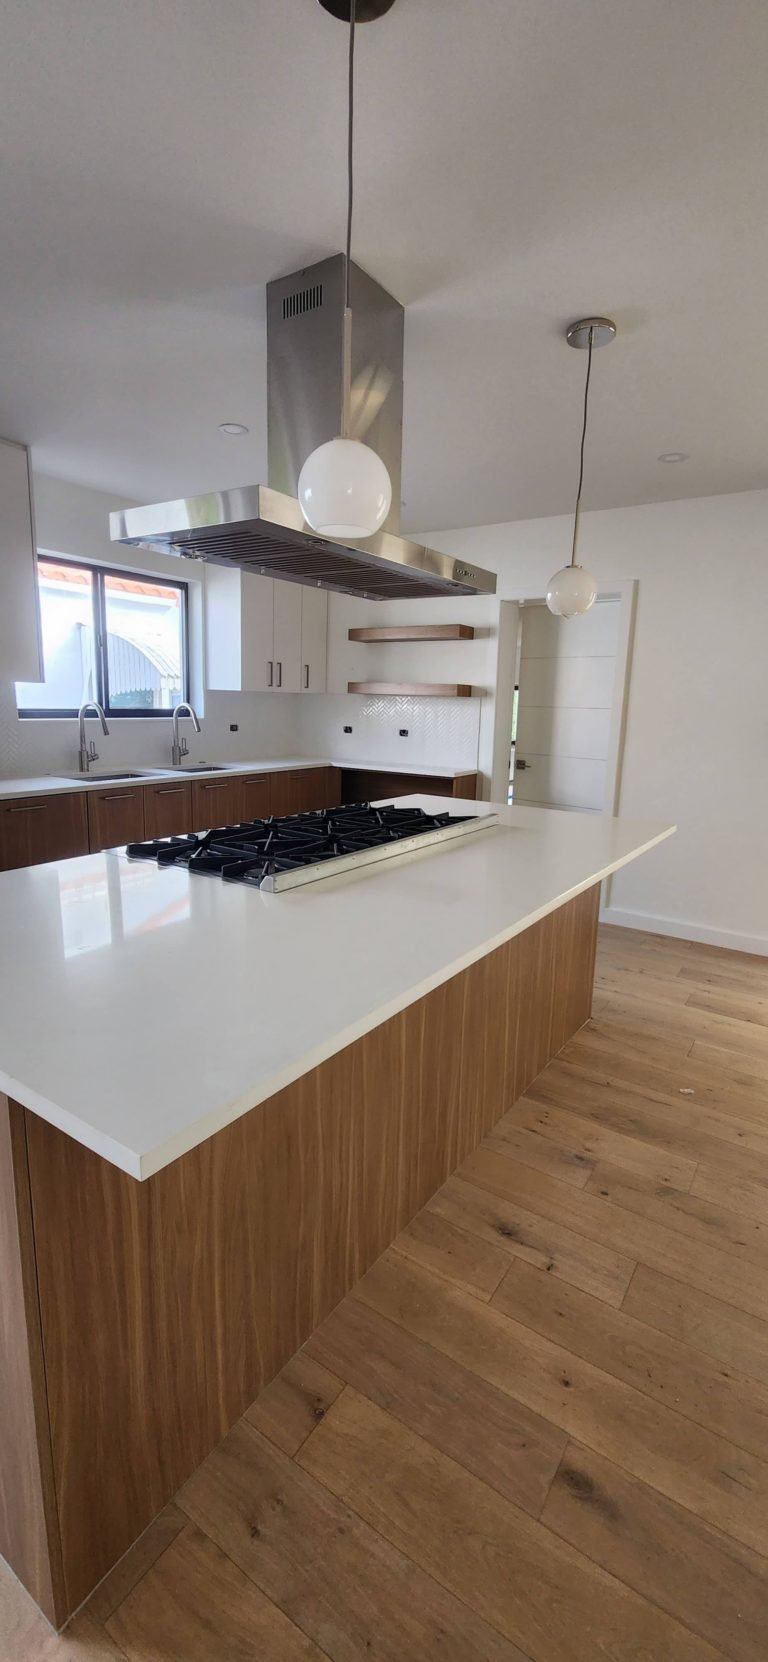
0, 792, 89, 871
143, 781, 193, 840
240, 774, 272, 821
191, 777, 244, 830
270, 767, 337, 817
87, 788, 146, 854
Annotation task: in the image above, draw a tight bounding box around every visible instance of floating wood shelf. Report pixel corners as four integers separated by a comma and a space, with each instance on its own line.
348, 624, 475, 643
347, 681, 474, 698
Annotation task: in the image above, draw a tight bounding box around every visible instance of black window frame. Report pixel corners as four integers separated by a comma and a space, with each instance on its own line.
17, 554, 190, 720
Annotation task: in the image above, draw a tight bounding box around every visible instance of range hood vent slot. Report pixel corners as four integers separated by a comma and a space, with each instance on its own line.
282, 283, 323, 320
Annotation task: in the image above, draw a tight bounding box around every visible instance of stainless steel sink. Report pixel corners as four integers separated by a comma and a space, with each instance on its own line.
59, 770, 161, 783
170, 763, 228, 773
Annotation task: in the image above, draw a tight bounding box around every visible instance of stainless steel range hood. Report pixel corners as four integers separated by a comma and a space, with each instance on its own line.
110, 255, 496, 601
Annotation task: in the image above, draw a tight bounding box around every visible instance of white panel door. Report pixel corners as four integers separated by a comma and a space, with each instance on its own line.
272, 579, 302, 693
514, 600, 619, 812
240, 572, 277, 692
0, 438, 42, 681
300, 586, 328, 693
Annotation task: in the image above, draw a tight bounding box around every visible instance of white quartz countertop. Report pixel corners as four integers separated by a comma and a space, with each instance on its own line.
0, 797, 674, 1180
0, 756, 475, 800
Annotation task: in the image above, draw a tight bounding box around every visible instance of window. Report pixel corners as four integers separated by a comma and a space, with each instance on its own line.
16, 556, 189, 718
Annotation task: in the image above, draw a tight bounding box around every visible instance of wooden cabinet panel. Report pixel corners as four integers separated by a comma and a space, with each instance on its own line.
341, 769, 479, 805
0, 792, 88, 871
87, 788, 145, 854
190, 776, 244, 830
240, 774, 273, 821
270, 767, 334, 817
143, 781, 193, 840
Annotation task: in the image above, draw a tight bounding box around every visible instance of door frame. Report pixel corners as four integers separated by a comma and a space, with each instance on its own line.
512, 578, 638, 815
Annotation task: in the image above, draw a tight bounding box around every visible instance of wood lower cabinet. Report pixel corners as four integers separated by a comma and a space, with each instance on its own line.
0, 792, 89, 871
143, 780, 193, 840
190, 776, 244, 830
341, 769, 478, 804
270, 767, 340, 817
239, 773, 273, 821
87, 787, 146, 854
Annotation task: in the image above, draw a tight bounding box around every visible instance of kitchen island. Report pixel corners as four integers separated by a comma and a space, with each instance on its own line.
0, 797, 673, 1626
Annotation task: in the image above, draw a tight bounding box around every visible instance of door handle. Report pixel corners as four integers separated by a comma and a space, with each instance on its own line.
156, 786, 185, 796
515, 759, 529, 771
304, 663, 310, 689
7, 803, 47, 813
103, 792, 136, 801
267, 661, 273, 687
276, 661, 282, 688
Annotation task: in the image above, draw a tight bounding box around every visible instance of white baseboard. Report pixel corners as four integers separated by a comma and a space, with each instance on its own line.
599, 905, 768, 959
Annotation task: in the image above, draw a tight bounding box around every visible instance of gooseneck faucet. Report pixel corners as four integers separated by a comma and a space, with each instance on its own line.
171, 701, 201, 766
77, 701, 109, 773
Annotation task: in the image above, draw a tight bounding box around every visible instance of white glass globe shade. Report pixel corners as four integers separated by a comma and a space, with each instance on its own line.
546, 564, 598, 618
297, 437, 392, 539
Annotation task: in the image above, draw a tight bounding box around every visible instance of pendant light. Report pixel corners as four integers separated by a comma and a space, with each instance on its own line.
546, 317, 616, 618
298, 0, 393, 540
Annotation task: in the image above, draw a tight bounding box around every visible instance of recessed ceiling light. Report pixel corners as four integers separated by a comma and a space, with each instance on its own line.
658, 451, 688, 463
219, 422, 249, 436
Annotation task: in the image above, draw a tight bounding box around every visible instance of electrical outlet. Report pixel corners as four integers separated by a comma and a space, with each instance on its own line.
229, 723, 239, 732
399, 728, 409, 737
343, 725, 353, 734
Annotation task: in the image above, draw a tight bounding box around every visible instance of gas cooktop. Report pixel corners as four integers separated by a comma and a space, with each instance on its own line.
125, 801, 497, 892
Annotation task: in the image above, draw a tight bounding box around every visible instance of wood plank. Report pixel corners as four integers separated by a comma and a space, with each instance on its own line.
304, 1293, 566, 1518
0, 1097, 64, 1627
594, 990, 768, 1061
348, 624, 475, 641
622, 1265, 768, 1388
457, 1149, 768, 1320
492, 1257, 768, 1461
347, 681, 474, 697
501, 1095, 698, 1189
429, 1172, 636, 1307
484, 1120, 597, 1187
692, 1162, 768, 1226
178, 1419, 527, 1662
542, 1441, 768, 1662
389, 1206, 510, 1298
686, 987, 768, 1028
244, 1353, 344, 1457
560, 1030, 768, 1116
691, 1039, 768, 1083
107, 1523, 324, 1661
298, 1387, 725, 1662
525, 1060, 768, 1171
19, 883, 601, 1620
354, 1250, 768, 1557
585, 1162, 768, 1265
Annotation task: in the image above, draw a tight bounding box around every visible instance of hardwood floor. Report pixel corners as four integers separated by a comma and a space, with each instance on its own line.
3, 924, 768, 1660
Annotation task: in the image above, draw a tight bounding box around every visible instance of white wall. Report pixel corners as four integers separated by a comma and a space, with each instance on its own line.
0, 473, 301, 778
426, 490, 768, 955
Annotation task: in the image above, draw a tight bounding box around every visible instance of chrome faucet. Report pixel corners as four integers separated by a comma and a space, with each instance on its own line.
171, 701, 201, 766
77, 701, 109, 773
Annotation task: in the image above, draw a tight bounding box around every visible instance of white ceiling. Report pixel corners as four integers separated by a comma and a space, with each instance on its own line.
1, 0, 767, 533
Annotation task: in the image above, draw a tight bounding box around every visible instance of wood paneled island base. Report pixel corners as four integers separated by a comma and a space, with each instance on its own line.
0, 884, 599, 1627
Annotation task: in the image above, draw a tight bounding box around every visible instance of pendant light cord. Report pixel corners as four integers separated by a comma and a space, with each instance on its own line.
570, 324, 594, 567
340, 0, 357, 437
345, 0, 356, 310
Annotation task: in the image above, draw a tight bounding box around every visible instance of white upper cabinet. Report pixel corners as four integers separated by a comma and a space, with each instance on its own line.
272, 580, 301, 692
300, 586, 328, 693
205, 566, 327, 694
0, 438, 43, 682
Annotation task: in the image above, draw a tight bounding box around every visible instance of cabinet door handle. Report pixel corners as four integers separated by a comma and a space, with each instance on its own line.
304, 663, 310, 689
156, 786, 185, 796
267, 661, 273, 687
200, 782, 227, 790
276, 661, 282, 688
103, 792, 136, 802
7, 803, 47, 814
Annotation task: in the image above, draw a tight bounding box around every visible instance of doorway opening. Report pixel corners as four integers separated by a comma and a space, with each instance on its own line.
508, 585, 636, 814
